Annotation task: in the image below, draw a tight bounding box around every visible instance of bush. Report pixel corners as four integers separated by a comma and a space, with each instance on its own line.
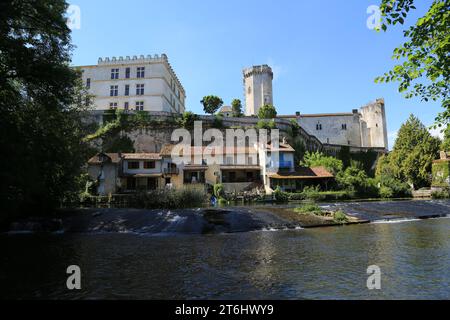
273, 186, 289, 203
288, 190, 354, 201
294, 203, 324, 216
213, 183, 224, 198
132, 186, 207, 209
301, 152, 343, 175
379, 186, 394, 199
431, 188, 450, 199
333, 210, 348, 224
301, 185, 326, 201
256, 119, 277, 130
336, 166, 379, 198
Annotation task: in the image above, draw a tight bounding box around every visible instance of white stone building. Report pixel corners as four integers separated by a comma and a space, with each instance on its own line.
77, 54, 186, 113
242, 64, 388, 150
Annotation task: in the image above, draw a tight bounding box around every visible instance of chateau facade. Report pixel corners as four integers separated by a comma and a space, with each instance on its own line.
78, 54, 186, 113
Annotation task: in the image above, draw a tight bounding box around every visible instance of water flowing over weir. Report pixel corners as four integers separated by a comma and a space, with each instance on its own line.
325, 199, 450, 222
5, 200, 450, 235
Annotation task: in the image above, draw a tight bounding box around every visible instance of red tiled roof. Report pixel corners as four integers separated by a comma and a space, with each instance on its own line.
160, 144, 258, 156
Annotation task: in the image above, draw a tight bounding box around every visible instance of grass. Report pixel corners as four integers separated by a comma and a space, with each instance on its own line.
333, 210, 349, 224
294, 204, 326, 216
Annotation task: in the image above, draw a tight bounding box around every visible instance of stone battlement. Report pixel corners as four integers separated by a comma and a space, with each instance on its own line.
97, 54, 168, 65
243, 65, 274, 79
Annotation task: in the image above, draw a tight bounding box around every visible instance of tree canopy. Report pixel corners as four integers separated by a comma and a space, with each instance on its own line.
0, 0, 92, 220
257, 104, 277, 119
231, 99, 243, 117
301, 151, 344, 175
375, 0, 450, 127
377, 114, 440, 188
201, 95, 223, 115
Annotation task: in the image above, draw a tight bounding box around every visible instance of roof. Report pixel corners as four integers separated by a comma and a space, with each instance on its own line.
268, 166, 334, 180
88, 153, 121, 165
265, 142, 295, 153
122, 153, 161, 160
219, 105, 232, 113
160, 144, 258, 157
278, 113, 355, 118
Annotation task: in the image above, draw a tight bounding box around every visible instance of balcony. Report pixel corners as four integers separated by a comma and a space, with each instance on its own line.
269, 161, 293, 169
164, 168, 179, 175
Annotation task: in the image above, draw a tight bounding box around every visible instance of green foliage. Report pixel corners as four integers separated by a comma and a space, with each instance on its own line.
201, 95, 223, 115
103, 135, 135, 153
431, 161, 450, 187
178, 111, 199, 129
289, 119, 301, 137
290, 189, 354, 201
0, 0, 94, 219
337, 166, 379, 197
383, 114, 440, 188
442, 125, 450, 151
255, 119, 277, 130
257, 104, 277, 119
294, 203, 324, 216
376, 0, 450, 126
333, 210, 348, 224
212, 113, 224, 129
431, 187, 450, 199
273, 186, 289, 203
301, 151, 343, 175
213, 183, 224, 198
130, 186, 207, 209
301, 185, 326, 201
231, 99, 243, 117
292, 140, 306, 165
379, 186, 394, 198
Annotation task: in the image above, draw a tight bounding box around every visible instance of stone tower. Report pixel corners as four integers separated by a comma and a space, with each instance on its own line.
243, 65, 273, 116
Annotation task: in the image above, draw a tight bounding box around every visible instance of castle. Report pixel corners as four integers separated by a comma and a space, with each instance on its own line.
78, 55, 388, 152
241, 64, 388, 151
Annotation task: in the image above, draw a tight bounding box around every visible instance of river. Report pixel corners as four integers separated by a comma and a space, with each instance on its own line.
0, 200, 449, 300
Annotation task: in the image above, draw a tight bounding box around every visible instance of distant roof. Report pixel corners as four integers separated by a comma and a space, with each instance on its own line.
266, 142, 295, 153
278, 113, 355, 118
160, 144, 258, 157
219, 105, 232, 113
268, 166, 334, 179
122, 153, 161, 160
87, 153, 121, 165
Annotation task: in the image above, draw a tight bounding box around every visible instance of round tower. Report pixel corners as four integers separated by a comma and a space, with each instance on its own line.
243, 65, 273, 116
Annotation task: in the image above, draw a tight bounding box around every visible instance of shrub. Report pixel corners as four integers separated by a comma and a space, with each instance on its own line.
213, 183, 224, 198
336, 166, 379, 198
379, 186, 394, 199
257, 104, 277, 119
333, 210, 348, 224
301, 185, 326, 201
294, 203, 324, 215
256, 119, 277, 130
273, 186, 289, 203
431, 188, 450, 199
301, 152, 343, 175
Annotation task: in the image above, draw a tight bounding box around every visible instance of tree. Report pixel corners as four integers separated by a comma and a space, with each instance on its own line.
231, 99, 243, 117
301, 151, 343, 175
201, 95, 223, 115
442, 124, 450, 151
375, 0, 450, 127
0, 0, 93, 221
258, 104, 277, 119
386, 114, 440, 188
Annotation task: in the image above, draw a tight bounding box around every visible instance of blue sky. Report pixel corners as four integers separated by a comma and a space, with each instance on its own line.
69, 0, 443, 149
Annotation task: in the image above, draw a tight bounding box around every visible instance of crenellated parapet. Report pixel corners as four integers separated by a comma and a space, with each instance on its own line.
243, 65, 274, 79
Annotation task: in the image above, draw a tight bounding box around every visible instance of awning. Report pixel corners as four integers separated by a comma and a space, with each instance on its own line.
124, 174, 163, 178
183, 166, 208, 171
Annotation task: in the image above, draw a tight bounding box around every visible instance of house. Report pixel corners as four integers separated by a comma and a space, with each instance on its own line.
87, 140, 334, 196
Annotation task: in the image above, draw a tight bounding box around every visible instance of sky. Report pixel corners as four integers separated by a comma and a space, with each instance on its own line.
68, 0, 444, 149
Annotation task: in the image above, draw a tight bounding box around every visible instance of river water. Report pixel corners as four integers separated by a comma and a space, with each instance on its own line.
0, 200, 449, 300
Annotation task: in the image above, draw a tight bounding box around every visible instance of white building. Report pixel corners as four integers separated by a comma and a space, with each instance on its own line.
78, 54, 186, 114
280, 99, 388, 150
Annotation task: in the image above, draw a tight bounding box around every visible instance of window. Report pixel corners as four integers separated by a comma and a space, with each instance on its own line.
125, 84, 130, 96
110, 85, 118, 97
128, 161, 140, 169
144, 161, 156, 169
137, 67, 145, 78
342, 124, 347, 130
316, 124, 322, 131
111, 68, 119, 79
125, 67, 130, 79
124, 102, 129, 110
136, 101, 144, 111
109, 102, 118, 109
136, 84, 145, 95
86, 78, 91, 89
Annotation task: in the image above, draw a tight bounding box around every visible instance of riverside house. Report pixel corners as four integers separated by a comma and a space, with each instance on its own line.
87, 141, 334, 196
